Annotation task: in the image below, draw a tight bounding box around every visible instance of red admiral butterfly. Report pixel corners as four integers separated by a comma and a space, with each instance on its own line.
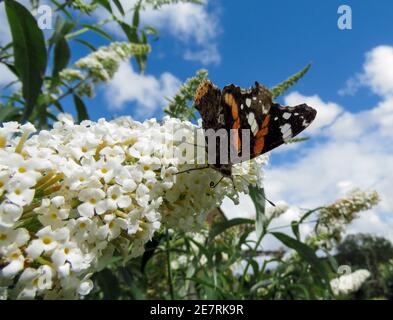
194, 80, 317, 178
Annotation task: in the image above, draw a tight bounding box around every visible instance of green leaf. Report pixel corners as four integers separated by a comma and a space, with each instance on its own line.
113, 0, 125, 15
271, 63, 312, 99
209, 218, 254, 242
133, 1, 141, 28
95, 0, 113, 13
144, 26, 159, 41
73, 94, 89, 123
80, 23, 114, 41
249, 185, 266, 237
94, 268, 120, 300
5, 0, 48, 122
52, 38, 70, 76
49, 16, 76, 48
291, 221, 300, 240
0, 105, 21, 122
73, 38, 97, 52
119, 22, 139, 43
271, 232, 329, 283
285, 136, 310, 144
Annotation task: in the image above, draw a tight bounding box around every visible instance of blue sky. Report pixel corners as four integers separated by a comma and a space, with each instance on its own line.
79, 0, 393, 121
1, 0, 393, 245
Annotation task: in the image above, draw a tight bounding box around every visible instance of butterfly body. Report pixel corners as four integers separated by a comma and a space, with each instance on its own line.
194, 80, 317, 178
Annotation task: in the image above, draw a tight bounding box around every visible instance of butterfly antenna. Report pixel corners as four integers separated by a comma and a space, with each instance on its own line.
210, 175, 225, 188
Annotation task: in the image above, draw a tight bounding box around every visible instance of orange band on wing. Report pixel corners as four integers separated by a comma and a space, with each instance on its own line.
253, 115, 271, 155
224, 93, 241, 152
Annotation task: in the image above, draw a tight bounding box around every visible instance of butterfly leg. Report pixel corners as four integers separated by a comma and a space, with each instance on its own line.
210, 175, 225, 188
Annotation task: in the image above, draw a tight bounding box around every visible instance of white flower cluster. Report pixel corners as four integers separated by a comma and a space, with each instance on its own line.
59, 42, 150, 98
330, 269, 371, 296
265, 201, 289, 220
311, 188, 379, 249
0, 115, 265, 299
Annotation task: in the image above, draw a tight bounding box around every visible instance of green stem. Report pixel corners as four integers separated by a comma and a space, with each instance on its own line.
165, 229, 175, 300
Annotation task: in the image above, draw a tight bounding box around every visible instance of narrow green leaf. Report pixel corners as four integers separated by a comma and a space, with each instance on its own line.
144, 26, 159, 41
291, 221, 300, 240
5, 0, 48, 122
272, 232, 329, 283
113, 0, 125, 15
95, 0, 113, 13
52, 37, 70, 76
209, 218, 254, 242
285, 136, 310, 144
73, 94, 89, 123
81, 23, 113, 41
271, 63, 312, 99
249, 185, 266, 237
132, 1, 141, 28
73, 38, 97, 52
118, 22, 139, 43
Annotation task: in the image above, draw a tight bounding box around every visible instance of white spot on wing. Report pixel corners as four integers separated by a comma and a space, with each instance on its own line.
240, 104, 244, 110
251, 123, 259, 135
280, 123, 293, 141
283, 112, 291, 120
246, 98, 252, 108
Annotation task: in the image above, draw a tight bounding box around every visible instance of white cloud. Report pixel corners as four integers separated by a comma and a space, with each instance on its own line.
0, 2, 11, 45
222, 46, 393, 247
95, 0, 221, 65
0, 63, 17, 88
340, 45, 393, 97
106, 61, 181, 116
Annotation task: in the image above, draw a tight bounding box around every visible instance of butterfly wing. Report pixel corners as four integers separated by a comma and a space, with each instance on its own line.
220, 82, 316, 161
221, 82, 274, 161
255, 102, 316, 156
194, 80, 224, 132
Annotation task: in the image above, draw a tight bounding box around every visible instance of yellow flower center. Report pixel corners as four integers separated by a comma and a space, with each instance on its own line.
79, 222, 87, 229
64, 247, 70, 255
0, 233, 7, 241
42, 237, 52, 245
101, 168, 108, 174
11, 252, 19, 259
89, 198, 97, 204
18, 167, 27, 173
14, 188, 22, 195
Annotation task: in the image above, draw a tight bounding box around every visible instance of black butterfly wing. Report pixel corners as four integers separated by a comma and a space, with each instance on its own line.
221, 82, 317, 160
260, 102, 317, 155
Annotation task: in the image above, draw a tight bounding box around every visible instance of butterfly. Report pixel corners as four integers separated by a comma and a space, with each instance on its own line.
193, 80, 317, 178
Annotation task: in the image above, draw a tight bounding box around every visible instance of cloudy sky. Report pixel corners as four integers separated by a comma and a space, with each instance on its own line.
1, 0, 393, 246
